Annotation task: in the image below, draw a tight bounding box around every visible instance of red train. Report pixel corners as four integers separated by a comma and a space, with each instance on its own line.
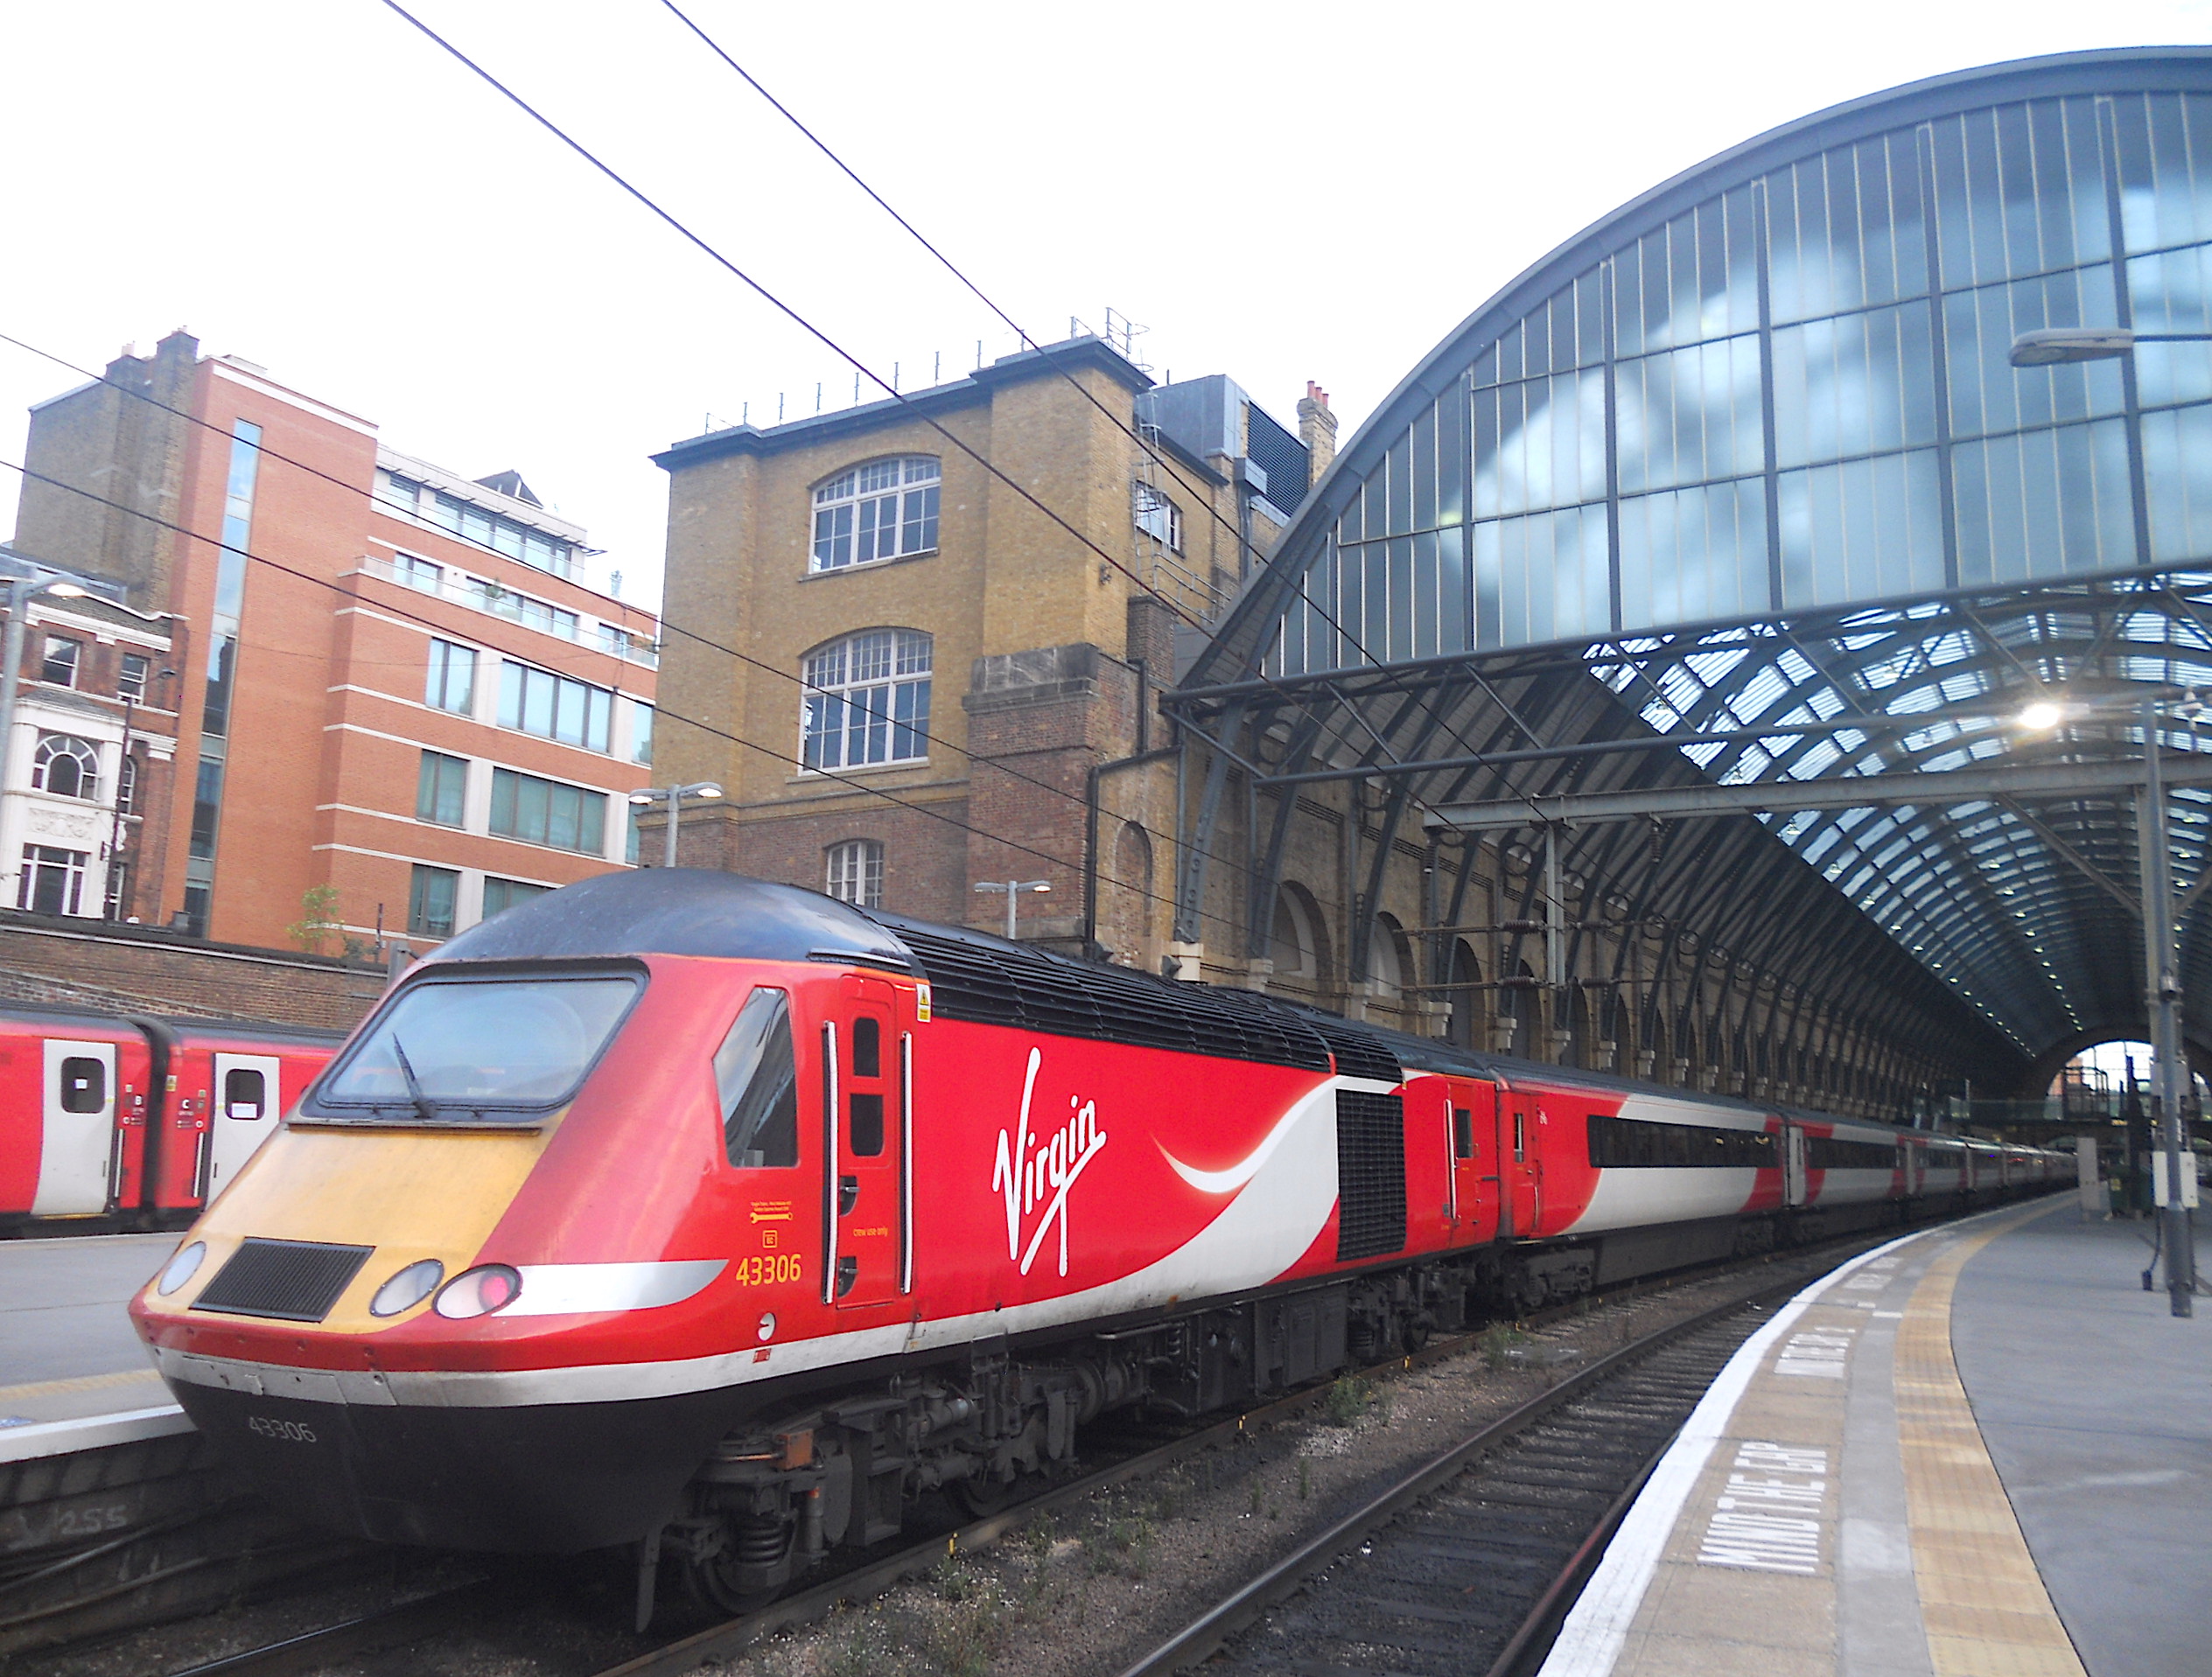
130, 870, 2064, 1617
1, 1002, 340, 1234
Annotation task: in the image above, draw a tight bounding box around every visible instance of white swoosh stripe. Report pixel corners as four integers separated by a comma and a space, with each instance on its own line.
1158, 1107, 1306, 1194
506, 1260, 726, 1317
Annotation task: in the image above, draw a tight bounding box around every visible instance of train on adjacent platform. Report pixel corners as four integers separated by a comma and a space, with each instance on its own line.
2, 1002, 341, 1235
129, 870, 2066, 1617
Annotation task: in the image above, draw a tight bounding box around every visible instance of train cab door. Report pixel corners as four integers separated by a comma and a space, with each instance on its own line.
207, 1052, 281, 1198
34, 1038, 116, 1215
1783, 1122, 1809, 1207
825, 976, 904, 1310
1446, 1081, 1497, 1244
1494, 1089, 1539, 1237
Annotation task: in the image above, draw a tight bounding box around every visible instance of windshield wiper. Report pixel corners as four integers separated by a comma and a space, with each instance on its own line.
388, 1034, 440, 1122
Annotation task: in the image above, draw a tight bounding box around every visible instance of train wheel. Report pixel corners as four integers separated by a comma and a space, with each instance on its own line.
680, 1514, 792, 1616
955, 1470, 1036, 1518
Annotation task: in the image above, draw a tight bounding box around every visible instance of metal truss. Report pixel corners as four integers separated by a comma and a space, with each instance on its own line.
1165, 564, 2212, 1090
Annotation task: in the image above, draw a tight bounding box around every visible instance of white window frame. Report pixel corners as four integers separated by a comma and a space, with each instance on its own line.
801, 630, 932, 772
1135, 482, 1183, 552
31, 733, 99, 800
38, 635, 82, 688
811, 457, 942, 573
826, 839, 886, 909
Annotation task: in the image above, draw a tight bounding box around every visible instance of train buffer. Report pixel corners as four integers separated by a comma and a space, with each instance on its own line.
1537, 1199, 2211, 1677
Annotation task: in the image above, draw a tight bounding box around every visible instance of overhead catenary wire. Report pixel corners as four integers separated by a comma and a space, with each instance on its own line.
0, 451, 1264, 944
371, 1, 1532, 849
0, 325, 1306, 922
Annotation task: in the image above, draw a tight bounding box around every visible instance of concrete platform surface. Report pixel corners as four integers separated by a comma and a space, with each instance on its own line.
1539, 1196, 2208, 1677
0, 1233, 172, 1430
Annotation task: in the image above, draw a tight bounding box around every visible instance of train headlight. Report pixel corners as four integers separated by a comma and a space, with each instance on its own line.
370, 1259, 445, 1318
434, 1264, 523, 1319
155, 1240, 206, 1296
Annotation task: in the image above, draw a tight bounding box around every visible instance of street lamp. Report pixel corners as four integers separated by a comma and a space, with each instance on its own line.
627, 781, 722, 869
1, 565, 96, 832
974, 877, 1051, 940
2015, 688, 2199, 1316
2009, 326, 2212, 366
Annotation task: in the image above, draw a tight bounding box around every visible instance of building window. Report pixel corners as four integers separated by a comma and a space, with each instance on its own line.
397, 554, 443, 592
490, 766, 607, 855
17, 846, 88, 915
627, 698, 654, 766
408, 863, 458, 938
118, 653, 150, 702
802, 629, 931, 770
500, 660, 612, 752
374, 470, 420, 510
38, 636, 81, 688
31, 734, 98, 800
103, 861, 129, 920
116, 754, 138, 816
416, 751, 468, 827
482, 876, 552, 919
811, 457, 941, 572
426, 639, 477, 714
466, 577, 579, 640
425, 493, 575, 578
1135, 483, 1183, 551
826, 840, 885, 908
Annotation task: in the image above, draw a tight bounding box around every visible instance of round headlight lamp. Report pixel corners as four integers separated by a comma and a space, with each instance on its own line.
434, 1263, 523, 1319
369, 1259, 445, 1317
155, 1240, 206, 1296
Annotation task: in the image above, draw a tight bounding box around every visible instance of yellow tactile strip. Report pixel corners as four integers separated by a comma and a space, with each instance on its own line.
0, 1366, 164, 1403
1895, 1212, 2086, 1677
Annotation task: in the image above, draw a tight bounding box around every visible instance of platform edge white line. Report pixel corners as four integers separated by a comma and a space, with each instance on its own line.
0, 1402, 190, 1463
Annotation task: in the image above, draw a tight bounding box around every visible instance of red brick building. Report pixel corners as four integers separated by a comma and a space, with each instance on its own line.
10, 331, 658, 954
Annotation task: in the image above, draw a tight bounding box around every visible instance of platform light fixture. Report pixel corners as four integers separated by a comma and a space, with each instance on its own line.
2010, 325, 2212, 366
628, 780, 723, 870
974, 877, 1051, 940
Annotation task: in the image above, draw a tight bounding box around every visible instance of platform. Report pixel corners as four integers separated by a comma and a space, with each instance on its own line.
0, 1233, 186, 1461
1540, 1196, 2211, 1677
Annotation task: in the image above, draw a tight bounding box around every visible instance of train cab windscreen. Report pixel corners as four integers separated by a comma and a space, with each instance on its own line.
310, 974, 639, 1122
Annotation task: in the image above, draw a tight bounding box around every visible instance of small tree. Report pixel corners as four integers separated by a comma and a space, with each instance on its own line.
289, 884, 344, 955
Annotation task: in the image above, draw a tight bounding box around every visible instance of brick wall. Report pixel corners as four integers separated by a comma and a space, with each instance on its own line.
0, 909, 386, 1031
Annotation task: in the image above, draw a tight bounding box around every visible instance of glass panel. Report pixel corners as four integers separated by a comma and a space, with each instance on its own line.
2141, 402, 2212, 561
1951, 417, 2135, 584
1943, 264, 2124, 439
2126, 240, 2212, 409
2112, 92, 2212, 255
1778, 450, 1946, 606
1474, 503, 1610, 649
1770, 300, 1938, 468
1930, 97, 2110, 290
1615, 333, 1764, 493
1472, 368, 1606, 517
1617, 478, 1769, 627
716, 989, 799, 1168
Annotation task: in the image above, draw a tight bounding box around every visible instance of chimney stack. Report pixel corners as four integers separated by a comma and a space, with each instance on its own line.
1297, 381, 1338, 486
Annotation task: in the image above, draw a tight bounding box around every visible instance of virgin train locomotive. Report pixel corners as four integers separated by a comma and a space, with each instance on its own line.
130, 870, 2063, 1615
2, 1003, 340, 1234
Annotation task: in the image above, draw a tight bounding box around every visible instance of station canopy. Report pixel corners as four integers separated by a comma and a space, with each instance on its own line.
1176, 49, 2212, 1089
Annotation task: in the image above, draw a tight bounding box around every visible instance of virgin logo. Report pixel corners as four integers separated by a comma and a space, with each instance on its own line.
991, 1047, 1108, 1277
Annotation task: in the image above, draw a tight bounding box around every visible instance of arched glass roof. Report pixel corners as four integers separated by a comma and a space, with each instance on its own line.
1177, 51, 2212, 1082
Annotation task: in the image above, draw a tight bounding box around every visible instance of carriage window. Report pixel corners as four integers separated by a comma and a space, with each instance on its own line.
60, 1057, 105, 1114
1513, 1111, 1525, 1162
223, 1068, 266, 1119
715, 989, 799, 1168
851, 1017, 880, 1079
849, 1092, 885, 1157
1452, 1108, 1474, 1159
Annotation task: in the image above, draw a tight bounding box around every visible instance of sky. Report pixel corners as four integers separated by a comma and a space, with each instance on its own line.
4, 1, 2212, 611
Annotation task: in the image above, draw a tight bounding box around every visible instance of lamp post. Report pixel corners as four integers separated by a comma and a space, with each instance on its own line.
973, 877, 1051, 940
627, 781, 722, 869
2012, 325, 2209, 1317
1, 566, 95, 850
2018, 690, 2198, 1316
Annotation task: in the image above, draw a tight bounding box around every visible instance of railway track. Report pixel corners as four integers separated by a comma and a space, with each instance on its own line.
116, 1219, 1934, 1677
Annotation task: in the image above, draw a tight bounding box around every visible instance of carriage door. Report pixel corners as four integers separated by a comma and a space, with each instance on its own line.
1783, 1122, 1809, 1207
1493, 1091, 1539, 1237
207, 1053, 281, 1197
1449, 1082, 1498, 1243
826, 977, 903, 1309
34, 1038, 116, 1215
